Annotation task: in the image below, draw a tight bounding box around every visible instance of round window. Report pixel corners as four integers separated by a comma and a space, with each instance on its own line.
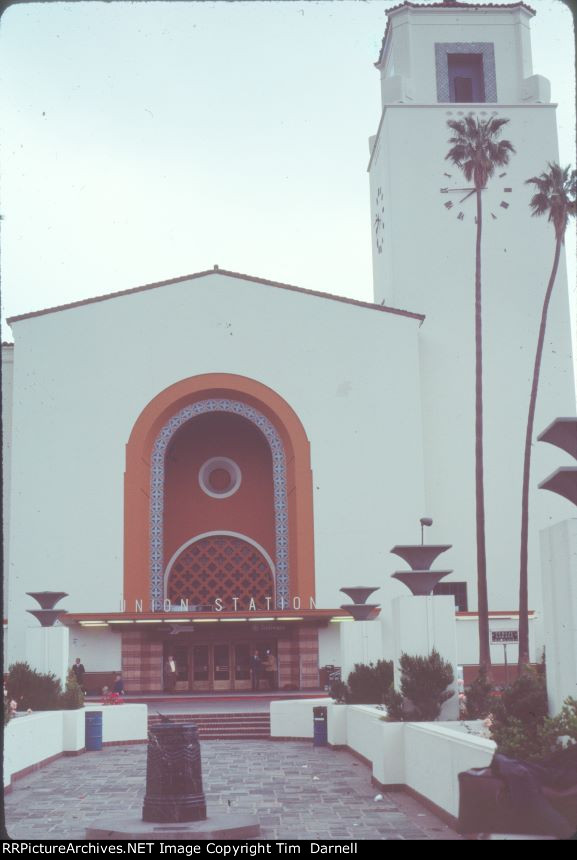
198, 457, 242, 499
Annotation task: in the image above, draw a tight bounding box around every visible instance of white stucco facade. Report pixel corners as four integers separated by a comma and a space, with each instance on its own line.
369, 4, 576, 621
2, 3, 575, 685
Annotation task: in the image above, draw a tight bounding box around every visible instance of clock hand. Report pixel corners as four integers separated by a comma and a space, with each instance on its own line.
458, 189, 477, 204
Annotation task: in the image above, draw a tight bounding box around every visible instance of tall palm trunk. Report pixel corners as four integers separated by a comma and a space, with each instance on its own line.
475, 188, 491, 676
518, 236, 562, 671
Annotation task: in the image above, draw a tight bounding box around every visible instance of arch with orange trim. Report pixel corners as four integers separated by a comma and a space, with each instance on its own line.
124, 374, 315, 609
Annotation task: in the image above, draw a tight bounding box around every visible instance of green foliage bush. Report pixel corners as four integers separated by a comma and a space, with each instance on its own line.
398, 649, 454, 721
465, 668, 493, 719
60, 669, 85, 710
490, 673, 577, 762
346, 660, 394, 704
329, 678, 348, 703
6, 662, 62, 711
492, 668, 548, 728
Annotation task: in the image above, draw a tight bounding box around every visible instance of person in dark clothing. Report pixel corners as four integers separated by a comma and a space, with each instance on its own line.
112, 674, 125, 695
164, 655, 177, 693
72, 658, 85, 691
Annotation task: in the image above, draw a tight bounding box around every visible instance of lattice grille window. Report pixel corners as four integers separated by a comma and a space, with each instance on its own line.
167, 535, 275, 605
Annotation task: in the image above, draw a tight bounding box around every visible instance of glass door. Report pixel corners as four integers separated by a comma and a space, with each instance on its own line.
173, 644, 190, 691
191, 644, 210, 691
233, 643, 251, 690
213, 643, 231, 691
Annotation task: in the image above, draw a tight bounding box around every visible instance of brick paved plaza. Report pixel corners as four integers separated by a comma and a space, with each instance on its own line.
4, 740, 461, 841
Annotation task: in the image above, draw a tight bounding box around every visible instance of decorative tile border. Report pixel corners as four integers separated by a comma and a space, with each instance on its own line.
150, 399, 289, 608
435, 42, 497, 103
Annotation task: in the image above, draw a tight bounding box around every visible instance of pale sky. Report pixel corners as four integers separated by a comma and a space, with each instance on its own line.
1, 0, 575, 343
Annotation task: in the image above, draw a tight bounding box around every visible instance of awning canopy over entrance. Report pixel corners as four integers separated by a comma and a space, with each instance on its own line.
62, 608, 359, 628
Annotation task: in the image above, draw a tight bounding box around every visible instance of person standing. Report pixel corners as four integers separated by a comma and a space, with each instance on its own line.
164, 655, 177, 693
72, 658, 85, 692
112, 674, 125, 695
264, 650, 277, 690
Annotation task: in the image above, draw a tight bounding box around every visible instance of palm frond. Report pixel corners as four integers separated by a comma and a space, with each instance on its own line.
525, 161, 576, 240
445, 115, 514, 189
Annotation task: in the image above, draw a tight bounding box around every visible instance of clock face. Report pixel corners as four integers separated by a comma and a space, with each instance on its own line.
440, 171, 513, 222
374, 186, 384, 253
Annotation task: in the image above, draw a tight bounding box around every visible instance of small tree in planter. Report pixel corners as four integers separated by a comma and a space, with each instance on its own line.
398, 649, 454, 721
60, 669, 85, 710
346, 660, 394, 704
465, 667, 493, 719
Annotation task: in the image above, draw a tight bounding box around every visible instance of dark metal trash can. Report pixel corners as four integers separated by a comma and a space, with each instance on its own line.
313, 706, 328, 746
85, 710, 103, 751
143, 723, 207, 823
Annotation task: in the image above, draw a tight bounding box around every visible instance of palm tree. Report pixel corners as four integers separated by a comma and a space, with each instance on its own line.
518, 163, 576, 671
445, 116, 515, 677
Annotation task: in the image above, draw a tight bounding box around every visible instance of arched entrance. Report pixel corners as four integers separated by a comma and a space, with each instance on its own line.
124, 374, 315, 607
123, 374, 317, 693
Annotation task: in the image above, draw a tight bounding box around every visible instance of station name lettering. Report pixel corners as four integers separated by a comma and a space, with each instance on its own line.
119, 596, 316, 613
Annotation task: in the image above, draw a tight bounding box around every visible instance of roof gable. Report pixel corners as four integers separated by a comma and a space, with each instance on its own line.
7, 267, 424, 325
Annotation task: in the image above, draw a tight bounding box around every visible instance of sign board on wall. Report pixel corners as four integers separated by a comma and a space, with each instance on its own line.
491, 630, 519, 643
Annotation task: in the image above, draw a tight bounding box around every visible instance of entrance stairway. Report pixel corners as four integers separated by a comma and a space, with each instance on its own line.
148, 711, 271, 740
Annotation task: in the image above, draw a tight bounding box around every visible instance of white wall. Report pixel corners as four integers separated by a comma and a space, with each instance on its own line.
3, 712, 63, 788
456, 613, 538, 668
404, 723, 495, 818
4, 705, 147, 789
2, 344, 14, 670
540, 518, 577, 714
317, 623, 342, 670
25, 626, 70, 685
6, 273, 425, 665
369, 97, 576, 628
69, 627, 122, 672
339, 619, 388, 682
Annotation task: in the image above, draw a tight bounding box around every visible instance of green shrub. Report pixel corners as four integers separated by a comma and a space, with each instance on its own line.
60, 669, 85, 710
383, 684, 404, 721
346, 660, 394, 704
398, 649, 454, 721
6, 662, 62, 711
329, 678, 348, 703
465, 668, 493, 719
489, 670, 569, 762
491, 715, 562, 761
556, 696, 577, 742
492, 668, 548, 728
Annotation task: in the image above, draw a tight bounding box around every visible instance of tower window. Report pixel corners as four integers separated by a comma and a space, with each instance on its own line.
448, 54, 485, 103
435, 43, 497, 104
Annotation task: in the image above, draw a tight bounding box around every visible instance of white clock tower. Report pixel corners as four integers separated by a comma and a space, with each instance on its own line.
369, 2, 576, 620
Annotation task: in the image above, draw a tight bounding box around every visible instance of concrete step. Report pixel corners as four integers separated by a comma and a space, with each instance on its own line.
148, 712, 271, 740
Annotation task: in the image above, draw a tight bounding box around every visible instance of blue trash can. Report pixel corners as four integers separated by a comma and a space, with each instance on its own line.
85, 710, 103, 751
313, 706, 328, 747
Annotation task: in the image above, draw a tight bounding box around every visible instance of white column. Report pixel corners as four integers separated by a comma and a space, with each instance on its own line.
25, 625, 70, 686
540, 518, 577, 715
339, 619, 387, 683
392, 595, 459, 720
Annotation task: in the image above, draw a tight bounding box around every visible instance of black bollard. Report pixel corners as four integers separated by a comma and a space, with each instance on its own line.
142, 723, 207, 823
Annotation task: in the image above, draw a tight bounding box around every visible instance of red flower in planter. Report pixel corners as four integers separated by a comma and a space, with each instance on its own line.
101, 692, 124, 706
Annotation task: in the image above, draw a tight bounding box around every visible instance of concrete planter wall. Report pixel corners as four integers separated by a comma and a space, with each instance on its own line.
4, 704, 148, 789
269, 698, 495, 820
84, 703, 147, 744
